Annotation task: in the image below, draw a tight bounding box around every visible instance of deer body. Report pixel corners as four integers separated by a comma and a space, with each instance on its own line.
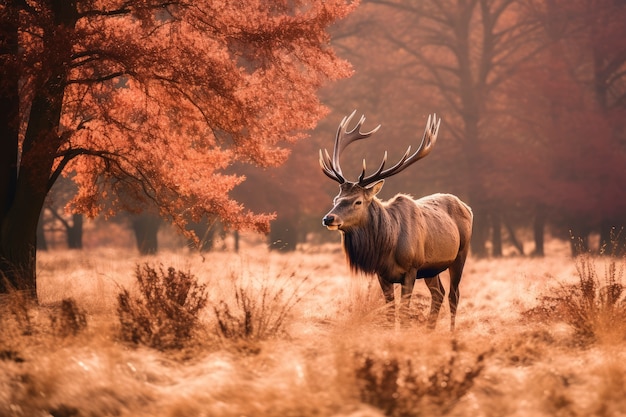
320, 112, 472, 329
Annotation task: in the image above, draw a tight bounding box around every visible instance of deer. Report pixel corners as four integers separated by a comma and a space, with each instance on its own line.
320, 111, 473, 330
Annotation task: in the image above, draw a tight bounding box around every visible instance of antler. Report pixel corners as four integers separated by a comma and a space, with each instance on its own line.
319, 110, 381, 184
320, 112, 441, 187
357, 113, 441, 186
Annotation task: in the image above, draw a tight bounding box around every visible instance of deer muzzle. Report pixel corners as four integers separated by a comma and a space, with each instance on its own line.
322, 214, 341, 230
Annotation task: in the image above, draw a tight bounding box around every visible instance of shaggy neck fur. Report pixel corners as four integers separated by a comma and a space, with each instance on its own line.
342, 199, 396, 275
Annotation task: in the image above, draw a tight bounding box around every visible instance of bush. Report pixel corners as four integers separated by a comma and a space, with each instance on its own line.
117, 264, 208, 350
213, 273, 307, 343
354, 340, 487, 416
50, 298, 87, 338
528, 253, 626, 343
0, 289, 34, 336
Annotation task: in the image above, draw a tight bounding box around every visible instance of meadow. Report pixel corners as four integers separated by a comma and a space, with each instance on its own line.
1, 235, 625, 417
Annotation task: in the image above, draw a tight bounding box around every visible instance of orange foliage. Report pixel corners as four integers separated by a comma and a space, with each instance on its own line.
13, 0, 356, 235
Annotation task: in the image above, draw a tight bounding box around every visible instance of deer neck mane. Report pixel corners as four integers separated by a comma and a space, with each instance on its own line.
341, 199, 395, 275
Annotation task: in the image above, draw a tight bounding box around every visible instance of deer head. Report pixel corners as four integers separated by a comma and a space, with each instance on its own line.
320, 111, 441, 230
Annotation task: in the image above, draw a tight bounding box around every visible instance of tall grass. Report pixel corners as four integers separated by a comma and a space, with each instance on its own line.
212, 271, 310, 344
527, 251, 626, 343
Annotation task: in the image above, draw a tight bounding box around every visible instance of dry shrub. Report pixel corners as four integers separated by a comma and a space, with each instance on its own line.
528, 253, 626, 343
503, 329, 555, 366
0, 289, 35, 337
50, 298, 88, 338
213, 273, 307, 343
354, 340, 487, 416
117, 263, 208, 350
0, 292, 31, 365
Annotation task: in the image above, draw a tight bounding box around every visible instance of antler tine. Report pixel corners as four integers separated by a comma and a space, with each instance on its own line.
359, 151, 388, 183
358, 114, 441, 187
320, 110, 381, 184
319, 148, 344, 182
334, 110, 381, 167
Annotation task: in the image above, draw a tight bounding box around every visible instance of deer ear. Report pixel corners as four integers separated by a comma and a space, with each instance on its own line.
367, 180, 385, 195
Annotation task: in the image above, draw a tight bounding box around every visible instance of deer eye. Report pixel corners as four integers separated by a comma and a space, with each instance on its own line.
354, 200, 363, 206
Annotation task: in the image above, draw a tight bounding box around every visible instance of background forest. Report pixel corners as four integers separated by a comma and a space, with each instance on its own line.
28, 0, 626, 262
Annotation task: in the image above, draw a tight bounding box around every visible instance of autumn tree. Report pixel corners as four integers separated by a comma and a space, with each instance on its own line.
0, 0, 355, 298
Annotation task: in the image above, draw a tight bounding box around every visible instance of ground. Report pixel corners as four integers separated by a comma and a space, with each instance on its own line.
1, 237, 625, 417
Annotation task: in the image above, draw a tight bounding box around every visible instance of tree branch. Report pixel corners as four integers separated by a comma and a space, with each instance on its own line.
49, 148, 120, 192
66, 71, 127, 85
45, 205, 71, 230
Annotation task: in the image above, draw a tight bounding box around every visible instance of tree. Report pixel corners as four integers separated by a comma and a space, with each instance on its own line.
0, 0, 355, 297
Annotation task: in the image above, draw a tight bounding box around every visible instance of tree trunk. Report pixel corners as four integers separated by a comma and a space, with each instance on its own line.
268, 217, 298, 252
491, 211, 502, 257
504, 219, 524, 256
37, 212, 48, 251
1, 87, 65, 294
0, 1, 21, 293
67, 213, 83, 249
0, 4, 18, 219
132, 213, 161, 255
470, 209, 490, 257
0, 1, 78, 297
234, 230, 240, 252
569, 224, 590, 256
532, 205, 545, 257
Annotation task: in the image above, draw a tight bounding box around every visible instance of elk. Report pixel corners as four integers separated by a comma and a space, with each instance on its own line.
320, 111, 473, 330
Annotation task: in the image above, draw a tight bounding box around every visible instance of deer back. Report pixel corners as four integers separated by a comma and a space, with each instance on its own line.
343, 193, 472, 278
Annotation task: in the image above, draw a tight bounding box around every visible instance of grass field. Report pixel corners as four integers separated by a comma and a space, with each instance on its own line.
1, 237, 625, 417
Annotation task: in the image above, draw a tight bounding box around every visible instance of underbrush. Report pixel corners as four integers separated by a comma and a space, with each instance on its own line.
115, 262, 312, 352
212, 271, 310, 347
117, 264, 209, 350
525, 253, 626, 344
353, 340, 487, 416
50, 298, 88, 338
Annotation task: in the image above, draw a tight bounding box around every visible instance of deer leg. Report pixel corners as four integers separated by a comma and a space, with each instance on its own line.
448, 258, 466, 331
400, 270, 416, 325
377, 275, 395, 324
424, 275, 445, 329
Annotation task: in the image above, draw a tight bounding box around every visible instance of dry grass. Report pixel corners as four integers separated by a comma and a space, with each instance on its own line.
1, 237, 626, 416
212, 272, 308, 345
